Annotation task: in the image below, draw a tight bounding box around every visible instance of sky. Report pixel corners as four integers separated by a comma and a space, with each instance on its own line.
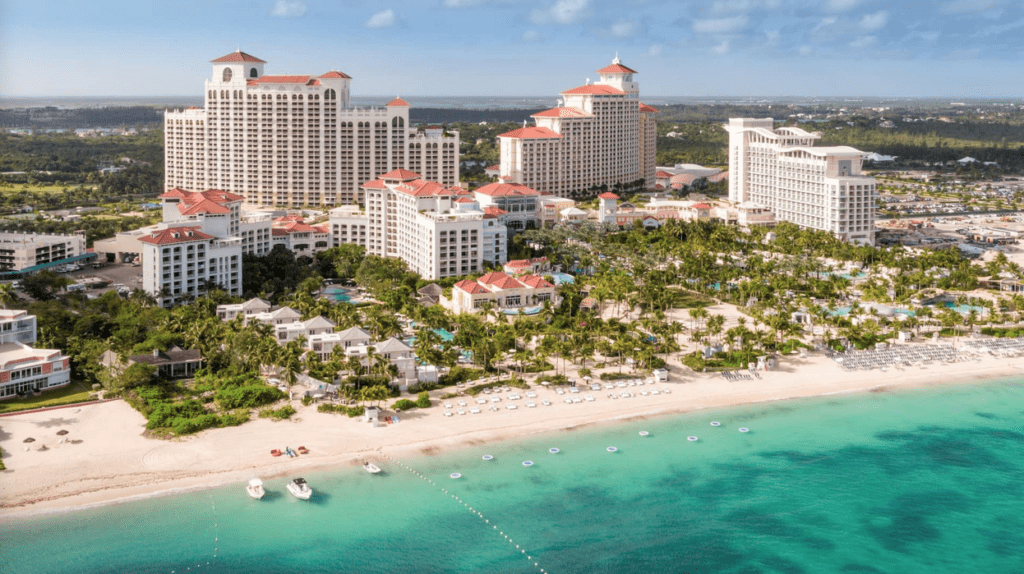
1, 0, 1023, 98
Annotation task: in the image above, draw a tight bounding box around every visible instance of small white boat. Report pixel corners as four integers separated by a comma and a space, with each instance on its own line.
287, 477, 313, 500
246, 478, 265, 500
363, 462, 382, 474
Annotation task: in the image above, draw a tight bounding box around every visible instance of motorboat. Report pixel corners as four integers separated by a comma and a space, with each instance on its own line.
363, 462, 382, 474
246, 478, 265, 500
287, 477, 313, 500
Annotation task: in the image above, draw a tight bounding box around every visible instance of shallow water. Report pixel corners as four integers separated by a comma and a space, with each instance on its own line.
5, 379, 1024, 574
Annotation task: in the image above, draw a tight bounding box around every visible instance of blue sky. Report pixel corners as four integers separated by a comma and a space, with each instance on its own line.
2, 0, 1023, 98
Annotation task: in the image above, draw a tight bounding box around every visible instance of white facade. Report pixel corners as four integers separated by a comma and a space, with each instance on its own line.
450, 272, 558, 315
275, 316, 335, 345
216, 297, 271, 321
345, 337, 417, 389
165, 51, 459, 207
330, 170, 508, 280
0, 232, 87, 273
307, 326, 372, 361
725, 118, 877, 245
497, 57, 656, 198
0, 310, 70, 400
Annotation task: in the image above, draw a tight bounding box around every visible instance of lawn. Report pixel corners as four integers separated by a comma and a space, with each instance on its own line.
0, 184, 84, 194
0, 381, 96, 414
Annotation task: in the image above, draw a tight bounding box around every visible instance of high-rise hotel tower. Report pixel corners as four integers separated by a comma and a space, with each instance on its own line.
496, 57, 657, 197
725, 118, 877, 246
164, 51, 459, 207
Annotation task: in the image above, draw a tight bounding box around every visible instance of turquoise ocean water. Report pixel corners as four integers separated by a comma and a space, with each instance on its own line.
5, 379, 1024, 574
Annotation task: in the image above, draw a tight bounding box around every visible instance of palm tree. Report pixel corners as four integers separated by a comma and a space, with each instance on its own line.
0, 283, 17, 309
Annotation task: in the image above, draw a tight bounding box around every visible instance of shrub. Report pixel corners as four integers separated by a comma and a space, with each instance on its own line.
439, 366, 485, 387
317, 403, 345, 414
392, 399, 417, 411
408, 382, 439, 394
347, 406, 365, 418
416, 391, 431, 409
537, 374, 571, 386
259, 405, 297, 420
215, 384, 286, 410
301, 395, 314, 407
598, 372, 636, 380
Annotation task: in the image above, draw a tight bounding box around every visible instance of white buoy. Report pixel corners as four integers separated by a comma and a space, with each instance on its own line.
607, 446, 617, 452
522, 460, 534, 466
687, 436, 698, 442
710, 421, 721, 427
482, 454, 494, 461
549, 447, 560, 454
739, 427, 749, 433
639, 430, 649, 436
450, 473, 461, 479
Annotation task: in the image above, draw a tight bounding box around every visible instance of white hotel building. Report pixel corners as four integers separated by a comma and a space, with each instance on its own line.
496, 57, 657, 197
0, 310, 70, 400
164, 51, 459, 208
328, 169, 507, 280
725, 118, 877, 246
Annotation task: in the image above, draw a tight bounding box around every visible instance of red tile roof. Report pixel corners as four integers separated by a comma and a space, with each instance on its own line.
596, 62, 638, 74
362, 179, 387, 190
707, 171, 730, 182
560, 85, 625, 96
278, 222, 318, 233
454, 197, 475, 203
387, 97, 410, 106
655, 171, 673, 178
395, 179, 453, 197
478, 272, 520, 290
179, 198, 231, 216
211, 51, 266, 63
692, 203, 712, 209
496, 126, 562, 139
380, 168, 421, 180
638, 102, 658, 113
319, 71, 351, 79
159, 188, 192, 199
139, 227, 214, 245
532, 107, 592, 118
485, 164, 500, 171
518, 274, 553, 289
597, 192, 620, 200
272, 228, 288, 237
454, 279, 489, 295
474, 183, 541, 197
505, 259, 530, 268
483, 206, 507, 219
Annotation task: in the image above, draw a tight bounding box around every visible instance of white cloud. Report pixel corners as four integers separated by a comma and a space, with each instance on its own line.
823, 0, 859, 12
709, 0, 781, 14
646, 44, 663, 56
365, 8, 396, 28
609, 19, 639, 37
530, 0, 590, 25
798, 45, 813, 55
270, 0, 306, 18
812, 16, 836, 33
859, 11, 888, 31
849, 35, 876, 49
692, 15, 748, 34
764, 29, 780, 47
522, 30, 542, 41
711, 40, 730, 55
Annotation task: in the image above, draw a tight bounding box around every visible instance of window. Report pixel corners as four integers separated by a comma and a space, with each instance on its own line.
250, 68, 258, 78
222, 68, 233, 82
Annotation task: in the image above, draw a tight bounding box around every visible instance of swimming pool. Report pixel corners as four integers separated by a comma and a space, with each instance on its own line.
323, 286, 359, 303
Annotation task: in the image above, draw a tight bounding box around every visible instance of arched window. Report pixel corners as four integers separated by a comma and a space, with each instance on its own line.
222, 68, 233, 82
324, 89, 336, 100
249, 68, 258, 78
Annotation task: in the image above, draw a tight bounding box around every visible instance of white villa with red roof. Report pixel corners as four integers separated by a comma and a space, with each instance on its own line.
164, 51, 459, 208
270, 215, 332, 256
0, 310, 70, 400
449, 272, 558, 315
496, 57, 657, 198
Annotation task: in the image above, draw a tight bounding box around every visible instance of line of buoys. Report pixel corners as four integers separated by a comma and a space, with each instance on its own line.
378, 451, 549, 573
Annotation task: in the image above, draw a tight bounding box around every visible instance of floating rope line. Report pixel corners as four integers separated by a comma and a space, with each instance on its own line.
378, 452, 551, 574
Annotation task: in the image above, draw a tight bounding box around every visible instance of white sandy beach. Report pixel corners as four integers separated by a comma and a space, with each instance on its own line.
1, 346, 1021, 520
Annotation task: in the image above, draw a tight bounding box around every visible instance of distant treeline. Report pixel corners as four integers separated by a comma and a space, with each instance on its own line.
410, 108, 543, 125
0, 106, 165, 129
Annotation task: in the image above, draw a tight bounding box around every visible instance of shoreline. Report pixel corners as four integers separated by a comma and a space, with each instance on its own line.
1, 351, 1021, 521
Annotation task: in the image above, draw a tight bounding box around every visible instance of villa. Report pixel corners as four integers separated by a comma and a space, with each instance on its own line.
449, 271, 558, 314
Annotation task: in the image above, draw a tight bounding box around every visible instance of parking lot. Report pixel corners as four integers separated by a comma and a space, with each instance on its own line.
65, 262, 143, 296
